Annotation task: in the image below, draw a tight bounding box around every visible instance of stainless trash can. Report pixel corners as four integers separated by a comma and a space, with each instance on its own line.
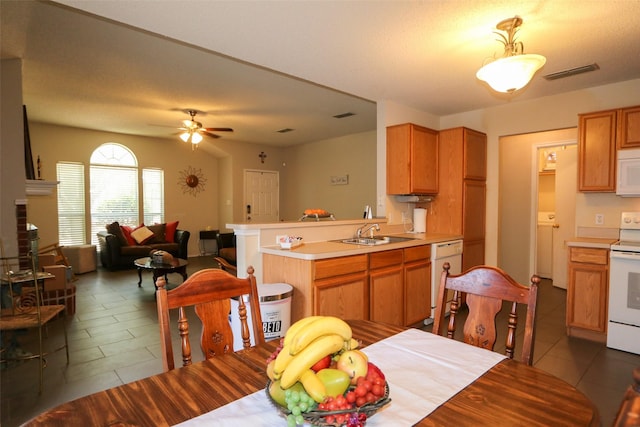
230, 283, 293, 351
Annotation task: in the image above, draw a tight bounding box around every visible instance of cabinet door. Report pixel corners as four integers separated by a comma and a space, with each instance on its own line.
567, 262, 608, 334
411, 125, 439, 194
578, 110, 617, 191
386, 123, 438, 194
463, 180, 486, 241
370, 266, 403, 325
404, 259, 431, 325
462, 239, 485, 272
618, 105, 640, 149
463, 128, 487, 180
314, 272, 369, 320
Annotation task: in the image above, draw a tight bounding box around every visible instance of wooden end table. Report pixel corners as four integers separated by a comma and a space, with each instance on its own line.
134, 257, 188, 290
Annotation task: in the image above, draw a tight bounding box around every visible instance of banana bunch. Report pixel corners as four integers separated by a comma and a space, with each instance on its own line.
271, 316, 357, 400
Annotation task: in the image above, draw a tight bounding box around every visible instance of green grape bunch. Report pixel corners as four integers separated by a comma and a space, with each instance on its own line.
284, 389, 316, 427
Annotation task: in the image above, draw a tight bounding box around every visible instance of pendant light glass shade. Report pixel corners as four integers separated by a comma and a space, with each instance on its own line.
476, 17, 546, 93
179, 131, 203, 144
476, 54, 546, 93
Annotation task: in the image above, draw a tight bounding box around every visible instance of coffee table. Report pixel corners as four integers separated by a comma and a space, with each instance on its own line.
134, 257, 188, 289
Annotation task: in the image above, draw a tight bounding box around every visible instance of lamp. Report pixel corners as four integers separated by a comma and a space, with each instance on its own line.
179, 129, 203, 149
476, 17, 546, 93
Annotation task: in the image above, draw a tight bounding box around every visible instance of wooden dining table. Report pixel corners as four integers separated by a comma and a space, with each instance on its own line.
24, 319, 599, 426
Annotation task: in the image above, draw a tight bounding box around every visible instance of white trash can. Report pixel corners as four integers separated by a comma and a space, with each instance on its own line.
230, 283, 293, 351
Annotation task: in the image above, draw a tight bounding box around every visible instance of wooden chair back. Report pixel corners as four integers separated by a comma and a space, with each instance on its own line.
432, 262, 540, 365
155, 266, 264, 372
214, 256, 238, 276
613, 366, 640, 427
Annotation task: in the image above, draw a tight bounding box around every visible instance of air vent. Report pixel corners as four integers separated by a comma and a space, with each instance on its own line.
277, 128, 294, 133
333, 112, 355, 119
543, 63, 600, 81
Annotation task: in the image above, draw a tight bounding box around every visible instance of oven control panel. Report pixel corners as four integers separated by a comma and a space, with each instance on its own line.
620, 212, 640, 229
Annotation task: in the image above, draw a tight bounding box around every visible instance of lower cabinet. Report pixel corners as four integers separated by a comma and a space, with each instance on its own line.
313, 254, 369, 320
404, 246, 431, 325
369, 250, 404, 325
566, 246, 609, 342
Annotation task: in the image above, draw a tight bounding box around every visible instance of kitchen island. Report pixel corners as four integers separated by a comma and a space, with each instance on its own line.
228, 219, 459, 325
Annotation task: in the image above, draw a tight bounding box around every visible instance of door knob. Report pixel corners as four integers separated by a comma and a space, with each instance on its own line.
552, 224, 560, 228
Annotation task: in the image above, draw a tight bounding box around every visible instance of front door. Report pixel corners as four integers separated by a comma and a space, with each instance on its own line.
244, 169, 279, 223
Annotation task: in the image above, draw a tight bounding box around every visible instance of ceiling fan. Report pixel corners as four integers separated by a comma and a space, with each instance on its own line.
178, 109, 233, 148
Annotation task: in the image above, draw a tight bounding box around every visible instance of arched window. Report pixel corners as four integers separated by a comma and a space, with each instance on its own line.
57, 143, 164, 246
89, 144, 139, 246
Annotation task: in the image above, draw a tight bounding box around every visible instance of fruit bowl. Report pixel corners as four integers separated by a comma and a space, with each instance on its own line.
266, 380, 391, 427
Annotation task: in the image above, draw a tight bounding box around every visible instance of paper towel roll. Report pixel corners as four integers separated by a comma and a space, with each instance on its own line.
413, 208, 426, 233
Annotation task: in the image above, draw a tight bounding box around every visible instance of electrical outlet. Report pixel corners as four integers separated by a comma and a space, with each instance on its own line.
595, 214, 604, 225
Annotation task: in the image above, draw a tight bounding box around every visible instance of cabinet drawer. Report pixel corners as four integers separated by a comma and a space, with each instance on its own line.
404, 245, 430, 263
314, 254, 368, 280
569, 247, 609, 265
369, 249, 403, 270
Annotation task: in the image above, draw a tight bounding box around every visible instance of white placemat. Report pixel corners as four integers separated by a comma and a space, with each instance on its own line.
175, 328, 506, 426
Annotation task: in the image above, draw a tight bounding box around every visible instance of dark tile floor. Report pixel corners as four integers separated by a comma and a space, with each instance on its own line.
2, 256, 639, 426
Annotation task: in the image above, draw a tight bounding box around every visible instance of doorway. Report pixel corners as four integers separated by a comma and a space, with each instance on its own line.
533, 142, 577, 288
244, 169, 280, 223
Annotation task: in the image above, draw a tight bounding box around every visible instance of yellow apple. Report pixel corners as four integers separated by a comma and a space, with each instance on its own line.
336, 350, 369, 384
268, 380, 304, 407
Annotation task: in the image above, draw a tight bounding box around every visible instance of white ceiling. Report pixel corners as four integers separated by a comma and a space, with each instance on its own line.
3, 1, 640, 150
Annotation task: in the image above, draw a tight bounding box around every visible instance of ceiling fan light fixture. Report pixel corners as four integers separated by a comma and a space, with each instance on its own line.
179, 131, 190, 142
191, 132, 203, 144
476, 16, 546, 93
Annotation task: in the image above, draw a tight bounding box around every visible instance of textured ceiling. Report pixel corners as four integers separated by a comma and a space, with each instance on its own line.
2, 0, 640, 150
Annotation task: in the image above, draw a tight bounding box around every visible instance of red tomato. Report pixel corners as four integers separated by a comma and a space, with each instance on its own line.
311, 355, 331, 372
365, 392, 376, 403
356, 396, 367, 407
345, 391, 356, 403
371, 384, 384, 397
355, 385, 367, 397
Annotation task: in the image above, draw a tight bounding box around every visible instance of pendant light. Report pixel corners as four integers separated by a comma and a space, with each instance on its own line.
476, 17, 546, 93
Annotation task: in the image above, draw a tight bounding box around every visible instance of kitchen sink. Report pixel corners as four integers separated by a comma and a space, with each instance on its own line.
339, 235, 415, 246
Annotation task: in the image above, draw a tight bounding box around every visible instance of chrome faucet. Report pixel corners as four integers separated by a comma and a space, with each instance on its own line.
356, 223, 380, 238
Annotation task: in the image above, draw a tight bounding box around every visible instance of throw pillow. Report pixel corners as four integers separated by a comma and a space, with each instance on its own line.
130, 225, 155, 245
106, 221, 129, 247
120, 225, 136, 246
148, 223, 167, 243
164, 221, 179, 243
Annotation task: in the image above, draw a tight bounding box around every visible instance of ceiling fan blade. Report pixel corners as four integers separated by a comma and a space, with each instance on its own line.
201, 131, 221, 139
204, 127, 233, 132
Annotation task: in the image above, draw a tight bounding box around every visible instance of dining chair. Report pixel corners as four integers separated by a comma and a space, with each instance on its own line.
155, 266, 264, 372
613, 366, 640, 427
432, 262, 540, 365
214, 256, 238, 276
0, 250, 69, 394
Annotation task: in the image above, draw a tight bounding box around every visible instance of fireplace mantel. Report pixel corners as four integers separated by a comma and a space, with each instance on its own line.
26, 179, 59, 196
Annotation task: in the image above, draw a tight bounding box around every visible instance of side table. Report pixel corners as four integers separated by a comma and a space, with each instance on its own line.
199, 229, 219, 256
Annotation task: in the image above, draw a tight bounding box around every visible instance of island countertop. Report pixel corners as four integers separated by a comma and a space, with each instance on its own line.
259, 232, 462, 260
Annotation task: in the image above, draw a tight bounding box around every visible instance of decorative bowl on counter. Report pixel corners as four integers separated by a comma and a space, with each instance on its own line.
279, 236, 303, 249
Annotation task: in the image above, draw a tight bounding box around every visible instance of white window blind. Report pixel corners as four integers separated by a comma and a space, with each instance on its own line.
56, 162, 86, 245
143, 168, 164, 225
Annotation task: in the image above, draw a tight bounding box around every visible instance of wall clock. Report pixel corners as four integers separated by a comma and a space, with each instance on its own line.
178, 166, 207, 196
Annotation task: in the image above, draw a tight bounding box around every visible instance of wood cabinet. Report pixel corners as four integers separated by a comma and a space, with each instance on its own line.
386, 123, 438, 195
578, 110, 617, 192
403, 245, 431, 325
577, 105, 640, 192
566, 246, 609, 342
617, 106, 640, 149
263, 244, 432, 325
313, 255, 369, 320
428, 127, 487, 271
369, 249, 403, 325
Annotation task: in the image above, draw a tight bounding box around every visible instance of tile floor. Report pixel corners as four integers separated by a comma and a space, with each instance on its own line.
2, 256, 639, 426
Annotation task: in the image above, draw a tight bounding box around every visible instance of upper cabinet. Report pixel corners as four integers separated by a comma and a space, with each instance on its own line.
386, 123, 438, 195
578, 105, 640, 192
618, 106, 640, 149
578, 110, 617, 192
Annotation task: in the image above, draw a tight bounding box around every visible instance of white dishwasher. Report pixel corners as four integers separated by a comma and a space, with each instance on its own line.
425, 239, 463, 325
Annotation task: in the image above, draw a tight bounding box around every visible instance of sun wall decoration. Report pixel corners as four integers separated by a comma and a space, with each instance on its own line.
178, 166, 207, 196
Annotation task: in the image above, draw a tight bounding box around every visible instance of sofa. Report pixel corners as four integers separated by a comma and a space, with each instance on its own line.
97, 221, 190, 271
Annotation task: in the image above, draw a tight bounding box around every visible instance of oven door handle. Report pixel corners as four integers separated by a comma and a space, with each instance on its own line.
610, 251, 640, 260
